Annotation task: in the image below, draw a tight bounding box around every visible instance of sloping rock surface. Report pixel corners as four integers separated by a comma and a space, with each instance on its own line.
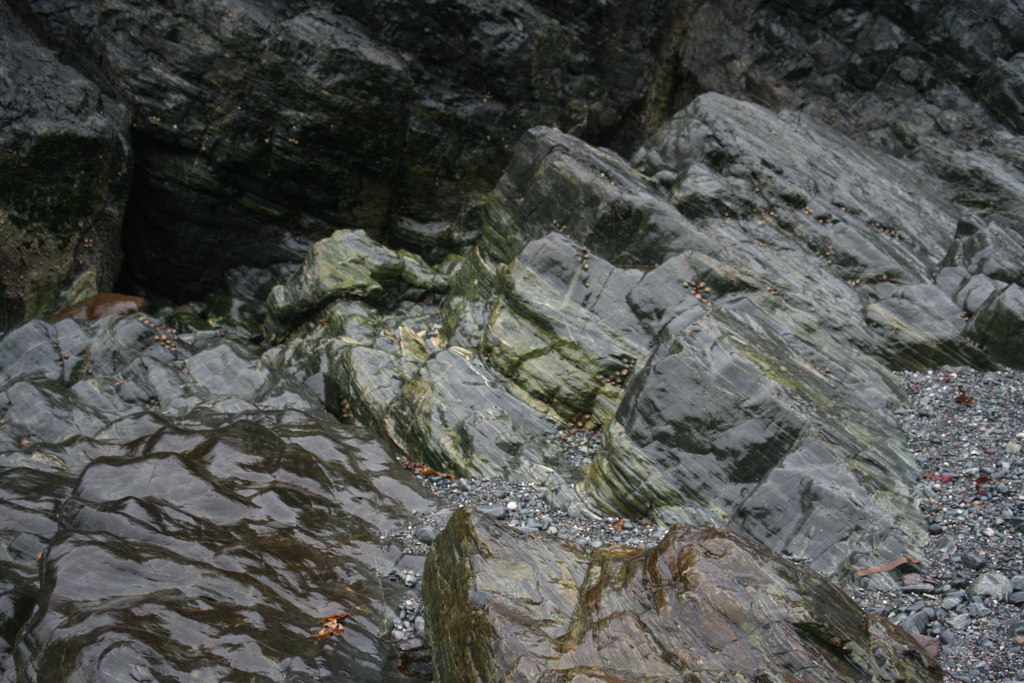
0, 314, 439, 680
4, 1, 1024, 679
423, 508, 942, 682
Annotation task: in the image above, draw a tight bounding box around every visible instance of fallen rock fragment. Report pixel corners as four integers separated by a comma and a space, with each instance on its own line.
423, 508, 942, 682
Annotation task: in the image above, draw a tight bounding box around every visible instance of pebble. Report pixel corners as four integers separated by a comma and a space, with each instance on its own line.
413, 525, 438, 545
970, 572, 1012, 600
964, 552, 988, 570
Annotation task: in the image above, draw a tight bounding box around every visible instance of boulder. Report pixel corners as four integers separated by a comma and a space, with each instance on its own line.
423, 508, 942, 682
967, 284, 1024, 368
948, 272, 1007, 315
864, 284, 983, 370
0, 6, 131, 332
265, 229, 447, 337
978, 54, 1024, 133
942, 217, 1024, 286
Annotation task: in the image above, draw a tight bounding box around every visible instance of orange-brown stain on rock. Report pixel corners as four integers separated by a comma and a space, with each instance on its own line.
47, 293, 149, 323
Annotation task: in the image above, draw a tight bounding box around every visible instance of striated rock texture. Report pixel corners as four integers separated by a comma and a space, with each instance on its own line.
647, 0, 1024, 224
0, 5, 131, 331
3, 0, 1024, 679
423, 508, 942, 682
4, 0, 1023, 304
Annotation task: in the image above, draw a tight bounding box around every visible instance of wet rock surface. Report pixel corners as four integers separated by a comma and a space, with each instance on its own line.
3, 0, 1024, 680
0, 313, 440, 681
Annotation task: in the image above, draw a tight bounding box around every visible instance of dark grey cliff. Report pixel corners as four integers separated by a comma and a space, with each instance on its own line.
0, 5, 131, 331
4, 0, 1024, 312
2, 0, 1024, 680
6, 0, 672, 303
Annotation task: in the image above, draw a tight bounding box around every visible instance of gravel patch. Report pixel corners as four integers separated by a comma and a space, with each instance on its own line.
850, 367, 1024, 682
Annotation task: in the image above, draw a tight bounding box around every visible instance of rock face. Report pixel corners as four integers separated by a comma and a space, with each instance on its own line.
0, 313, 440, 680
0, 5, 131, 331
6, 0, 672, 299
652, 1, 1024, 223
940, 217, 1024, 367
423, 508, 942, 682
4, 0, 1024, 679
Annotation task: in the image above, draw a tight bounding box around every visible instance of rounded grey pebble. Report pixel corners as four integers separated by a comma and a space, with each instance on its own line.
414, 525, 439, 544
478, 505, 507, 520
969, 571, 1012, 600
522, 518, 544, 531
963, 551, 987, 570
900, 610, 931, 634
942, 591, 965, 608
967, 603, 991, 618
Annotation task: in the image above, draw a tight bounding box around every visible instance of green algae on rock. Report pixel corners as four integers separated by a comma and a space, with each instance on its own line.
265, 229, 447, 339
267, 94, 998, 582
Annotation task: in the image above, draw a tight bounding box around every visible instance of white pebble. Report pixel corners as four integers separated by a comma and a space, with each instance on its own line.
506, 501, 519, 511
546, 525, 558, 535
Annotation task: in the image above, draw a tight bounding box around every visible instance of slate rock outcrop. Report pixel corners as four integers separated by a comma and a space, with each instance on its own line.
271, 92, 995, 579
3, 0, 1024, 679
423, 508, 942, 682
6, 0, 673, 300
